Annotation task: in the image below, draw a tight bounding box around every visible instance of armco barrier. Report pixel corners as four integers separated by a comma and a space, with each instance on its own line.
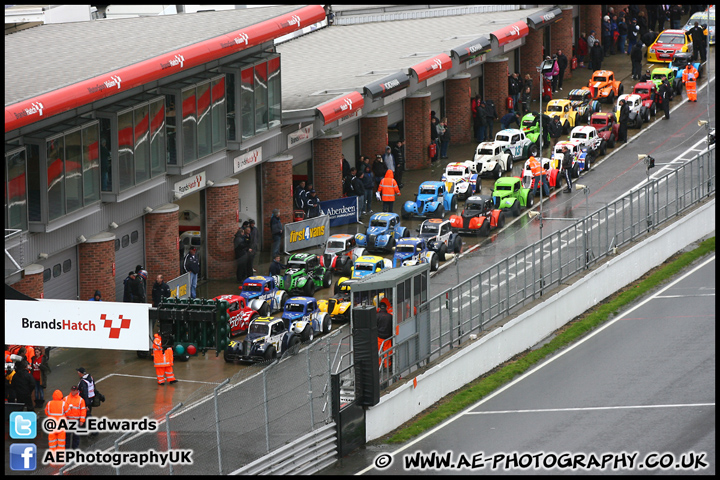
365, 199, 715, 441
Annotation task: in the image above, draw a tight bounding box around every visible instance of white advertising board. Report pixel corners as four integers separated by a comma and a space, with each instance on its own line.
4, 300, 150, 351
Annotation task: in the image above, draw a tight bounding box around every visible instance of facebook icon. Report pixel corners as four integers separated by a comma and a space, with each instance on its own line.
10, 444, 37, 471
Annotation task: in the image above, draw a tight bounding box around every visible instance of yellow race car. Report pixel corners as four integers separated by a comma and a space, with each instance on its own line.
647, 29, 693, 63
544, 99, 579, 134
318, 278, 352, 323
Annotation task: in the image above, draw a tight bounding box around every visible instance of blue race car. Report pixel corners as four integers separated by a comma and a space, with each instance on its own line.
281, 296, 331, 342
668, 52, 703, 95
238, 276, 289, 316
393, 237, 439, 271
402, 181, 458, 219
355, 212, 409, 253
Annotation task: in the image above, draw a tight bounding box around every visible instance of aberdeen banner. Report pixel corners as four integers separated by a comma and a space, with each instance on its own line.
284, 214, 330, 252
320, 196, 360, 227
4, 299, 150, 350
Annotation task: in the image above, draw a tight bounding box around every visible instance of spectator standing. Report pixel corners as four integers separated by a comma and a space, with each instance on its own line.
30, 347, 46, 408
45, 389, 68, 453
617, 16, 628, 54
484, 98, 499, 139
294, 180, 306, 210
247, 219, 258, 275
658, 5, 670, 31
471, 94, 483, 142
342, 166, 354, 197
351, 168, 366, 215
151, 274, 171, 307
13, 361, 35, 411
183, 247, 200, 298
430, 116, 440, 162
391, 140, 405, 188
475, 100, 488, 142
439, 118, 450, 159
382, 146, 395, 172
637, 10, 648, 36
500, 111, 521, 130
609, 15, 619, 54
508, 72, 522, 111
131, 270, 146, 303
627, 21, 640, 54
270, 208, 283, 258
269, 254, 286, 276
523, 73, 533, 92
378, 170, 400, 213
64, 385, 86, 449
689, 22, 707, 63
618, 98, 630, 142
659, 78, 672, 119
305, 190, 321, 218
372, 154, 387, 191
234, 224, 249, 282
88, 290, 102, 301
601, 15, 613, 57
630, 42, 643, 79
521, 87, 532, 115
577, 33, 588, 67
556, 50, 568, 91
341, 154, 351, 180
122, 272, 136, 302
647, 5, 658, 31
549, 116, 563, 148
669, 5, 683, 29
76, 367, 96, 433
560, 145, 574, 193
590, 40, 604, 72
362, 167, 375, 214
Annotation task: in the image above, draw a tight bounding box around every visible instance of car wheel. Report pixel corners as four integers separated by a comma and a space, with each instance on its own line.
435, 205, 445, 219
618, 84, 624, 96
323, 315, 332, 334
429, 253, 439, 271
497, 211, 506, 228
263, 345, 277, 360
526, 194, 534, 208
342, 259, 352, 277
322, 270, 332, 288
480, 220, 491, 236
572, 163, 580, 178
506, 154, 514, 173
303, 325, 314, 343
280, 292, 289, 310
511, 200, 521, 217
608, 92, 614, 105
288, 334, 301, 351
303, 280, 316, 297
453, 235, 462, 253
438, 243, 447, 262
260, 302, 270, 317
600, 140, 607, 156
651, 103, 657, 117
528, 143, 539, 158
493, 164, 501, 179
608, 134, 615, 149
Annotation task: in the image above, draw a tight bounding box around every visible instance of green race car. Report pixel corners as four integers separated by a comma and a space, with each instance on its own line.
491, 176, 534, 216
273, 253, 332, 296
520, 112, 552, 149
650, 67, 677, 93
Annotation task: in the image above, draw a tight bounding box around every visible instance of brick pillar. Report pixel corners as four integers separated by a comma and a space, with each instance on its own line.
261, 155, 293, 251
79, 232, 116, 301
312, 133, 343, 201
580, 4, 601, 44
145, 203, 180, 298
520, 27, 544, 100
404, 92, 431, 170
360, 111, 388, 163
484, 57, 509, 128
446, 73, 472, 144
10, 264, 44, 299
551, 6, 575, 81
206, 178, 239, 280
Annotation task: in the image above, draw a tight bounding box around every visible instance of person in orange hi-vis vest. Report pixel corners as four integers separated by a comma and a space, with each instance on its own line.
378, 169, 401, 213
153, 334, 169, 385
64, 385, 86, 450
163, 347, 178, 385
45, 389, 68, 453
682, 64, 699, 102
528, 156, 550, 197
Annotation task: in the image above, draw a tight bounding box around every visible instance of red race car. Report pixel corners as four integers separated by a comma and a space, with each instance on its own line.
449, 195, 506, 236
632, 82, 659, 118
589, 112, 620, 148
213, 294, 260, 337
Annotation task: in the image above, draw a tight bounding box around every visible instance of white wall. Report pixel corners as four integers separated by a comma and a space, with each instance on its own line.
365, 199, 715, 441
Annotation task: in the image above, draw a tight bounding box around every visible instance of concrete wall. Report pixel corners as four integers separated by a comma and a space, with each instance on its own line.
365, 199, 715, 441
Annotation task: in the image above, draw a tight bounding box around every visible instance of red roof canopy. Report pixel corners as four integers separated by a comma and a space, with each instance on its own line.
491, 21, 529, 46
316, 91, 365, 125
410, 53, 453, 83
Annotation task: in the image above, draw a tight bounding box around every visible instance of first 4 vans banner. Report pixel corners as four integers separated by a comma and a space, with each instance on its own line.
4, 300, 150, 351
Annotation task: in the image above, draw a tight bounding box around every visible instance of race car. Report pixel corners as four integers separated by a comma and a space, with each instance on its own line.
472, 143, 515, 179
491, 128, 538, 161
441, 161, 479, 199
550, 141, 591, 178
392, 237, 439, 271
417, 218, 463, 261
281, 296, 331, 342
449, 195, 506, 236
402, 181, 458, 219
237, 276, 289, 316
669, 52, 703, 94
566, 88, 602, 124
318, 278, 353, 323
491, 176, 534, 216
521, 156, 563, 191
569, 125, 606, 158
223, 316, 301, 363
521, 112, 553, 148
650, 67, 680, 96
355, 212, 409, 253
274, 252, 332, 296
213, 294, 260, 337
345, 255, 392, 281
632, 82, 659, 118
589, 112, 620, 148
683, 10, 715, 45
647, 29, 693, 63
613, 94, 650, 128
544, 99, 579, 133
321, 234, 364, 276
581, 70, 624, 104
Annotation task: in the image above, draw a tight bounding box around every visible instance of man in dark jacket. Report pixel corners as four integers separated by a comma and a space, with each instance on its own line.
13, 361, 35, 411
183, 247, 200, 298
294, 180, 306, 210
131, 272, 146, 303
391, 139, 405, 188
500, 112, 521, 130
351, 169, 366, 215
659, 78, 673, 119
669, 4, 683, 29
305, 190, 321, 218
269, 254, 286, 276
560, 145, 574, 193
270, 209, 283, 258
372, 155, 387, 190
640, 68, 652, 83
77, 367, 97, 426
618, 99, 630, 142
484, 99, 498, 139
556, 50, 568, 91
376, 302, 393, 340
508, 72, 522, 111
689, 21, 707, 62
630, 42, 643, 79
362, 167, 375, 214
234, 225, 249, 282
590, 40, 604, 72
123, 272, 136, 302
151, 274, 171, 307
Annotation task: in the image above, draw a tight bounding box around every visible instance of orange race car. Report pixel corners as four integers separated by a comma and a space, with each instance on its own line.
581, 70, 624, 104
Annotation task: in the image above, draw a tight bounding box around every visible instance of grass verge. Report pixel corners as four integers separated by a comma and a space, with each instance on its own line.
384, 236, 715, 444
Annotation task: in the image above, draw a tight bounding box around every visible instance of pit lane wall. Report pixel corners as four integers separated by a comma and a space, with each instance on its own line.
365, 199, 715, 442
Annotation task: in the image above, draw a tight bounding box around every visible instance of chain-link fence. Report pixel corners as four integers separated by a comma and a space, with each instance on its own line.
44, 329, 343, 476
380, 148, 715, 383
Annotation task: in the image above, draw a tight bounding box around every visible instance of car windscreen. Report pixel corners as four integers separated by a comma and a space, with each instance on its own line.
568, 93, 586, 101
420, 224, 438, 234
420, 186, 437, 195
446, 170, 465, 176
396, 245, 416, 254
285, 303, 305, 313
327, 240, 345, 249
547, 105, 563, 112
465, 201, 484, 212
495, 185, 512, 191
243, 283, 263, 292
591, 118, 606, 126
635, 88, 649, 95
522, 119, 535, 127
477, 148, 495, 155
355, 263, 374, 272
495, 135, 510, 142
657, 34, 685, 44
593, 76, 607, 82
248, 323, 269, 335
572, 132, 588, 139
287, 260, 306, 268
370, 219, 387, 227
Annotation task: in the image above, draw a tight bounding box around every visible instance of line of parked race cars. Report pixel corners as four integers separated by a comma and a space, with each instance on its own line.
219, 53, 705, 364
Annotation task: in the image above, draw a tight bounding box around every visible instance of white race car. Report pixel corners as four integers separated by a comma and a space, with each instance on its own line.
569, 125, 606, 158
441, 161, 479, 200
613, 94, 650, 128
491, 129, 539, 161
473, 142, 515, 179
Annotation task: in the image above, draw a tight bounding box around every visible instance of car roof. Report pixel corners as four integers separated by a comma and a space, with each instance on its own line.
497, 128, 523, 134
420, 180, 444, 187
423, 218, 448, 224
370, 212, 399, 220
548, 99, 570, 105
330, 233, 354, 239
214, 294, 242, 302
356, 255, 384, 262
467, 194, 493, 202
397, 237, 423, 244
494, 176, 521, 185
253, 316, 280, 324
591, 70, 614, 76
244, 276, 270, 283
286, 296, 313, 303
658, 29, 687, 35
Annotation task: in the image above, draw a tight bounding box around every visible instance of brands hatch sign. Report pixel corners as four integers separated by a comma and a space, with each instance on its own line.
5, 300, 150, 351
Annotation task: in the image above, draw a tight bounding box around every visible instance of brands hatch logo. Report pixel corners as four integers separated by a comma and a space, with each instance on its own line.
234, 32, 249, 46
335, 97, 353, 114
87, 75, 122, 94
161, 54, 185, 70
507, 25, 521, 37
430, 58, 443, 71
14, 101, 45, 120
289, 14, 301, 28
102, 314, 131, 339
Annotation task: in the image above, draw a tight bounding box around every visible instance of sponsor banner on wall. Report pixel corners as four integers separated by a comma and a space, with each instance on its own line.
174, 171, 206, 198
284, 215, 330, 252
5, 300, 150, 350
234, 146, 262, 173
320, 196, 360, 227
167, 272, 190, 300
288, 124, 313, 149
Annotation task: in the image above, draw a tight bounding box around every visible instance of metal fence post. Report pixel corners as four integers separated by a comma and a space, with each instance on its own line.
114, 431, 133, 475
307, 347, 315, 429
165, 402, 183, 475
263, 368, 270, 454
214, 378, 230, 475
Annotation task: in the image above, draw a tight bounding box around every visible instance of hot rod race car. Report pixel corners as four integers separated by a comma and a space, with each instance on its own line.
417, 218, 463, 261
223, 316, 301, 363
355, 212, 409, 253
213, 294, 260, 337
274, 253, 332, 297
449, 195, 506, 236
614, 94, 650, 128
472, 143, 515, 179
393, 237, 439, 271
582, 70, 624, 104
567, 89, 602, 124
281, 296, 331, 342
237, 276, 289, 317
321, 234, 364, 276
441, 161, 479, 199
318, 278, 353, 323
402, 181, 458, 219
589, 112, 620, 148
492, 176, 534, 216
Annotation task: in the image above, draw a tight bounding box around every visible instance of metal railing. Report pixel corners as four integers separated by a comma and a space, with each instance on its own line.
380, 148, 715, 384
